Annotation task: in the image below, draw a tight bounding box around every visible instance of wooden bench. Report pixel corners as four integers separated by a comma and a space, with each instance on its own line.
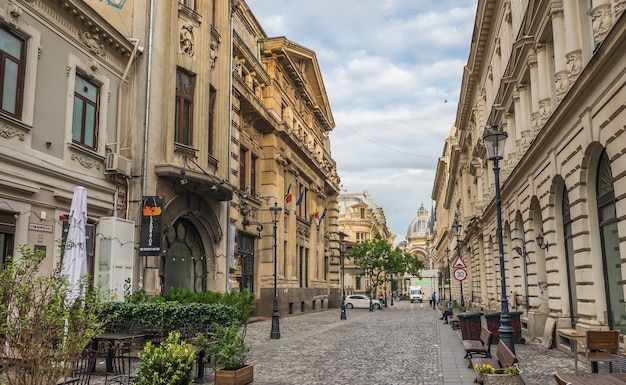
450, 308, 462, 330
463, 328, 493, 360
471, 340, 518, 384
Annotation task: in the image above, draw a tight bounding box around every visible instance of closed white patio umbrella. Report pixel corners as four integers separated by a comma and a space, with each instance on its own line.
62, 186, 88, 301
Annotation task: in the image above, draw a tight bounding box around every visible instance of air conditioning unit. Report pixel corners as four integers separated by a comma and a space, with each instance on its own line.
105, 153, 132, 177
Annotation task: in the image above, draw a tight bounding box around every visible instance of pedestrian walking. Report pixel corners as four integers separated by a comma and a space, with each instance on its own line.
431, 292, 436, 309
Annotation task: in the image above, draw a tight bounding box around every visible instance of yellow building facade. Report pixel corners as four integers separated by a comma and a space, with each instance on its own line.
433, 0, 626, 350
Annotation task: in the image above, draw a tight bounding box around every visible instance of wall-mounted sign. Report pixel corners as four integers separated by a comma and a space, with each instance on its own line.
29, 223, 53, 233
139, 195, 164, 256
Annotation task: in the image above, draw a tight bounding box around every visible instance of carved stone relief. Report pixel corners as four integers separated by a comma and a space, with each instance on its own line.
180, 24, 195, 56
539, 99, 551, 124
80, 32, 105, 56
71, 153, 101, 170
591, 4, 611, 46
616, 0, 626, 19
554, 71, 569, 102
209, 39, 219, 70
0, 123, 25, 141
566, 50, 582, 84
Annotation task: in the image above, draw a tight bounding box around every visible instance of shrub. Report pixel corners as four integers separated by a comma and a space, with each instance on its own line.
134, 331, 196, 385
205, 323, 250, 370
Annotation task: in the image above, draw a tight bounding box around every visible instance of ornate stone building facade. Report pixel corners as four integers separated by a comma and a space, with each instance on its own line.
231, 2, 340, 316
337, 191, 393, 295
432, 0, 626, 349
0, 0, 341, 315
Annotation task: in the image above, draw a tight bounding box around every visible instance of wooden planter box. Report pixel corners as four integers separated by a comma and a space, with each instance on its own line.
483, 373, 524, 385
214, 364, 254, 385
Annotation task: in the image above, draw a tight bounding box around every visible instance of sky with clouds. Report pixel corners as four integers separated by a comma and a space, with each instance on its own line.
248, 0, 478, 244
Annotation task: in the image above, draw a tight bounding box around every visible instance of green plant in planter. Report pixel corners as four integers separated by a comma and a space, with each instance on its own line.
134, 331, 196, 385
205, 323, 250, 370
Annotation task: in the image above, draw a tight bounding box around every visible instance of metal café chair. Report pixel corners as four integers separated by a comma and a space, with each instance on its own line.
71, 348, 98, 385
103, 338, 134, 385
582, 330, 621, 373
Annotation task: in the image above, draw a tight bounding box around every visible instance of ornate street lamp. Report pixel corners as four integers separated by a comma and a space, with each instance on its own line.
484, 125, 514, 353
270, 202, 282, 339
452, 219, 465, 307
339, 231, 347, 320
445, 247, 451, 302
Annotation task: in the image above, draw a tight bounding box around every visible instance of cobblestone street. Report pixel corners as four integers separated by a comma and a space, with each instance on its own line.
57, 300, 585, 384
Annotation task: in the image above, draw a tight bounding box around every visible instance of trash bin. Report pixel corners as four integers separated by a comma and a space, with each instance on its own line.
481, 311, 525, 344
510, 311, 525, 344
482, 312, 501, 344
458, 311, 483, 340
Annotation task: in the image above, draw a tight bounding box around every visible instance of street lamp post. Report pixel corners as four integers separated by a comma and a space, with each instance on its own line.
452, 219, 465, 308
339, 231, 347, 320
484, 125, 514, 353
270, 202, 282, 339
445, 247, 451, 302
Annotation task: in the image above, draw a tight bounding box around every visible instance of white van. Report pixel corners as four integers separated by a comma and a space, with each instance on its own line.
409, 285, 423, 303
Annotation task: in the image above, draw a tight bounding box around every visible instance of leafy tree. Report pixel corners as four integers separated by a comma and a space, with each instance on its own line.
0, 245, 109, 385
345, 234, 424, 308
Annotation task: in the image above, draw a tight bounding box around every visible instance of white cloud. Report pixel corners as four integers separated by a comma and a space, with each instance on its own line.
248, 0, 477, 243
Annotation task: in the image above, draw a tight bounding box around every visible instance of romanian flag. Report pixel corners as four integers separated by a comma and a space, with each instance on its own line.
320, 207, 327, 220
285, 182, 293, 203
314, 207, 320, 219
296, 190, 305, 206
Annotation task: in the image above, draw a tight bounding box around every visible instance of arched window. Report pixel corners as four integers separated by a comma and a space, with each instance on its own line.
561, 187, 578, 327
596, 150, 624, 332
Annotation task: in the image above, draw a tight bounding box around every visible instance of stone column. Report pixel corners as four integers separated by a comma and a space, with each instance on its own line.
550, 4, 569, 102
514, 84, 531, 145
527, 53, 540, 136
563, 0, 584, 86
535, 44, 552, 130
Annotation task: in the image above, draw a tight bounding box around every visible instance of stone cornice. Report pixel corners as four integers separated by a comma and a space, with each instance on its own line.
18, 0, 135, 72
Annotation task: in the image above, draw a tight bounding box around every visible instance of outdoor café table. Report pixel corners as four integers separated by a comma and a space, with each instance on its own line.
556, 372, 626, 384
91, 332, 145, 373
558, 329, 587, 372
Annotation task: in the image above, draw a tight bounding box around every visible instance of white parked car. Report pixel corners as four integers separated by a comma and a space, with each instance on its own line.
344, 294, 381, 310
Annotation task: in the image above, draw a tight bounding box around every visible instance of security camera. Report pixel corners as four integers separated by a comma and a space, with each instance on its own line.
180, 169, 186, 176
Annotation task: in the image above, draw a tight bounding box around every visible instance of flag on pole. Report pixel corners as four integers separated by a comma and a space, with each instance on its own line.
314, 207, 320, 219
296, 190, 305, 206
285, 182, 293, 203
320, 207, 327, 220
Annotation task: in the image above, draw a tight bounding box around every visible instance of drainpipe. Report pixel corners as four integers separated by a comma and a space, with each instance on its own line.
138, 0, 156, 288
225, 3, 236, 293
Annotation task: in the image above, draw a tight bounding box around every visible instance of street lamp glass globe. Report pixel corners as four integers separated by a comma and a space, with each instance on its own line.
483, 126, 508, 160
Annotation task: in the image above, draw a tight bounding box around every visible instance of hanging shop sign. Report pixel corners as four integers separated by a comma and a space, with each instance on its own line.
139, 195, 164, 256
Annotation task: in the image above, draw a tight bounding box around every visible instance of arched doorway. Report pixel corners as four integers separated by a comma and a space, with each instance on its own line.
162, 217, 207, 293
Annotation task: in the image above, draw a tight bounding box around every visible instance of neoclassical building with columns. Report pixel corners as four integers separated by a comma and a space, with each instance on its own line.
432, 0, 626, 351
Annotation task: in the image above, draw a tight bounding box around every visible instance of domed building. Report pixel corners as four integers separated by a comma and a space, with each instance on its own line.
402, 204, 441, 301
404, 204, 431, 266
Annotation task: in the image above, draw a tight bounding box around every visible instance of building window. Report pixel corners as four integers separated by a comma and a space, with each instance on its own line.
250, 155, 257, 196
360, 208, 365, 218
239, 147, 247, 191
178, 0, 195, 10
208, 86, 216, 154
175, 69, 195, 146
356, 232, 367, 242
72, 74, 100, 150
0, 27, 25, 118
